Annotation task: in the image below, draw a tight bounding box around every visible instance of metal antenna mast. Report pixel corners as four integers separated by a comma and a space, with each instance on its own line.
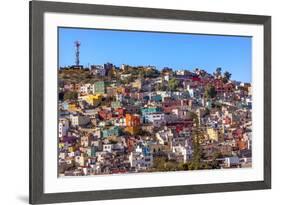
74, 41, 81, 66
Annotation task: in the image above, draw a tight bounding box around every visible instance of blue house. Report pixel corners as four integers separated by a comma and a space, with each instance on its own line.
102, 126, 120, 138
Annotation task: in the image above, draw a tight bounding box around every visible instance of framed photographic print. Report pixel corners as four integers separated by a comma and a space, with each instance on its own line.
29, 0, 271, 204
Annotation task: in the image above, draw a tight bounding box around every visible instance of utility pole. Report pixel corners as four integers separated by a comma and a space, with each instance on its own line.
74, 41, 81, 66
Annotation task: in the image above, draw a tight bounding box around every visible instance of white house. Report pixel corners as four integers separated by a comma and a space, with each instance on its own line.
91, 65, 106, 76
59, 118, 69, 138
74, 155, 86, 166
129, 145, 153, 171
172, 144, 193, 163
80, 135, 92, 147
186, 85, 194, 98
80, 83, 91, 94
103, 144, 113, 153
144, 112, 165, 127
155, 128, 173, 145
224, 156, 240, 168
70, 114, 90, 126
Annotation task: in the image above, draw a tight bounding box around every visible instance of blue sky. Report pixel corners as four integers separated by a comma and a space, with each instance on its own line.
59, 27, 252, 83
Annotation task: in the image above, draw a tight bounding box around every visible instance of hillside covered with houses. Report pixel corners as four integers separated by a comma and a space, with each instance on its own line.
58, 63, 252, 176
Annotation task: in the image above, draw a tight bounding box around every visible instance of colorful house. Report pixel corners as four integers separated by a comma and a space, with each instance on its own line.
102, 126, 120, 138
78, 94, 102, 106
125, 114, 141, 135
125, 114, 140, 127
94, 81, 105, 94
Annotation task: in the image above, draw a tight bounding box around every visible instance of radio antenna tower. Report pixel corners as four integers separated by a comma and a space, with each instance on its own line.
74, 41, 81, 66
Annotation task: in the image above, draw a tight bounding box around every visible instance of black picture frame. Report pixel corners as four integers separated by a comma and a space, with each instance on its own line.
29, 0, 271, 204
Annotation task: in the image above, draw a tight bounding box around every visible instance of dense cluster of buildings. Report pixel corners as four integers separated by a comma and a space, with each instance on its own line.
58, 63, 252, 176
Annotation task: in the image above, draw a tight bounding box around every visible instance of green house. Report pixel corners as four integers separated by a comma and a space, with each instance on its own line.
102, 126, 120, 138
94, 81, 105, 94
111, 101, 121, 109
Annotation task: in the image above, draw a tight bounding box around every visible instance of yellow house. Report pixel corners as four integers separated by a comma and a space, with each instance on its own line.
207, 128, 219, 141
79, 94, 102, 106
59, 142, 64, 149
68, 146, 75, 153
68, 103, 77, 112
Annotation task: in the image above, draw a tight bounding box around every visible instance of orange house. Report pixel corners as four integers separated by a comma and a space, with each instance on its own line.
125, 114, 140, 135
125, 114, 140, 126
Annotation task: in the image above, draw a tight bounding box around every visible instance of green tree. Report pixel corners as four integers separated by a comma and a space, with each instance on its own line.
63, 91, 78, 101
214, 67, 222, 79
153, 157, 167, 171
204, 85, 217, 99
189, 113, 204, 170
155, 83, 165, 91
168, 78, 180, 91
223, 71, 232, 83
181, 163, 190, 170
216, 67, 222, 73
145, 68, 160, 78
